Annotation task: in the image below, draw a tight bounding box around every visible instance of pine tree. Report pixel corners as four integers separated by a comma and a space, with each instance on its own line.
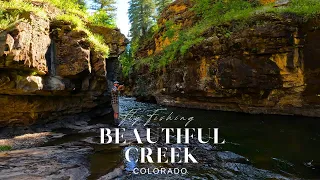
119, 45, 134, 77
92, 0, 117, 15
128, 0, 156, 42
155, 0, 172, 14
89, 0, 117, 27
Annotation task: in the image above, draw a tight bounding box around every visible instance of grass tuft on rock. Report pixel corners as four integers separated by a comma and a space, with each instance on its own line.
55, 13, 110, 58
0, 145, 12, 151
34, 0, 88, 18
0, 0, 112, 58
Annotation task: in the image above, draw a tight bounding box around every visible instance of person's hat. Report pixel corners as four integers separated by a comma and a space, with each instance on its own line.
114, 81, 119, 84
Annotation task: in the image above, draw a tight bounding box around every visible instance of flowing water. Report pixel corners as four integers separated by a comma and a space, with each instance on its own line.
53, 97, 320, 179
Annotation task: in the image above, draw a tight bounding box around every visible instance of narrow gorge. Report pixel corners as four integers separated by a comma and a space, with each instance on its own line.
1, 0, 320, 179
127, 0, 320, 117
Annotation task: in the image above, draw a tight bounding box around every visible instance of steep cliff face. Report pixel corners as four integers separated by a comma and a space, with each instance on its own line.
130, 0, 320, 117
0, 3, 127, 126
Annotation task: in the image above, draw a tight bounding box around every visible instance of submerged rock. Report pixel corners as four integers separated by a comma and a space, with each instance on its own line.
97, 165, 125, 180
216, 151, 250, 164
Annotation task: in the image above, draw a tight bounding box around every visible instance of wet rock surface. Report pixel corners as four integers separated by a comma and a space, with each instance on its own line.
0, 142, 93, 180
0, 99, 317, 180
0, 115, 291, 179
0, 132, 64, 150
0, 97, 308, 179
130, 138, 290, 180
0, 114, 111, 180
0, 112, 111, 139
93, 140, 290, 180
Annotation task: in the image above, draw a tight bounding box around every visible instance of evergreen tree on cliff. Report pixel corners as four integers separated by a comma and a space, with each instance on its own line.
155, 0, 172, 14
92, 0, 117, 16
89, 0, 116, 27
128, 0, 156, 43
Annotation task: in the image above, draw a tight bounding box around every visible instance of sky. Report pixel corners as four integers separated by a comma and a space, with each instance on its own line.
116, 0, 130, 37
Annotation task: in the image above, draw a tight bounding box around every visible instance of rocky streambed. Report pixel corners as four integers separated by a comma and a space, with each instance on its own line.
1, 97, 319, 179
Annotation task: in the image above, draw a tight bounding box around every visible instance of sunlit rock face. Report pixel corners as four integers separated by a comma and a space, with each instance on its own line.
0, 5, 127, 126
129, 0, 320, 117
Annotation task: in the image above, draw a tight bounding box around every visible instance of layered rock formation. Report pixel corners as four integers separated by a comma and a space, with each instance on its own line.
130, 0, 320, 117
0, 4, 127, 126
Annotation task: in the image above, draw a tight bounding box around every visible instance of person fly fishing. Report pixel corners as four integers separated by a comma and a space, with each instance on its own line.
111, 81, 124, 125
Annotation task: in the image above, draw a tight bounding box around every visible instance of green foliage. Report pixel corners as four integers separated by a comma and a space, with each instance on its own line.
134, 0, 258, 70
0, 0, 47, 18
92, 0, 116, 13
88, 9, 116, 28
55, 13, 109, 57
155, 0, 172, 14
272, 0, 320, 18
86, 33, 110, 57
143, 23, 159, 43
129, 0, 156, 41
192, 0, 256, 26
163, 20, 175, 39
0, 145, 12, 151
39, 0, 88, 18
0, 0, 47, 30
91, 0, 117, 28
119, 45, 135, 77
135, 0, 320, 72
47, 0, 115, 56
122, 0, 171, 75
56, 14, 84, 28
0, 10, 22, 30
77, 0, 87, 10
0, 0, 113, 58
148, 23, 159, 37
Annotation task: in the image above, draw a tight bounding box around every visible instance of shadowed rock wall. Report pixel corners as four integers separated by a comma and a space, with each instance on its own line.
0, 7, 127, 126
130, 0, 320, 117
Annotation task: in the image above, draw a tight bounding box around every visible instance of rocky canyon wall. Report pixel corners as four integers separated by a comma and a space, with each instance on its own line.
130, 0, 320, 117
0, 4, 127, 126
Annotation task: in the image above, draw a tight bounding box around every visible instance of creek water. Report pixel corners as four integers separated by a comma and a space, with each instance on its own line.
52, 97, 320, 179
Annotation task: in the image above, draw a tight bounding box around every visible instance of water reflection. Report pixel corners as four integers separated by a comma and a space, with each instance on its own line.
123, 146, 139, 172
117, 97, 320, 179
